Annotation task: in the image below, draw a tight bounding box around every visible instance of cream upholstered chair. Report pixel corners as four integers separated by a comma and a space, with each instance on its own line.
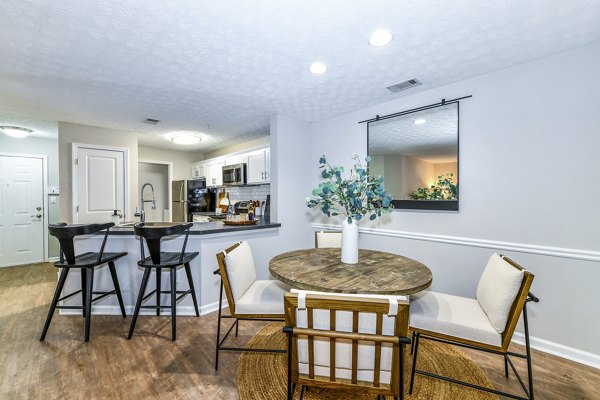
213, 241, 290, 370
409, 253, 539, 400
315, 230, 342, 248
284, 289, 411, 400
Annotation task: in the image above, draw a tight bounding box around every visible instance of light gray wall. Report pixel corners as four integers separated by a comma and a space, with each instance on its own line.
203, 135, 270, 159
58, 122, 139, 222
0, 134, 60, 258
138, 162, 169, 222
308, 41, 600, 356
138, 146, 203, 181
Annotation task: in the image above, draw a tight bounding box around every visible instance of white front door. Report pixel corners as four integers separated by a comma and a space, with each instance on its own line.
0, 155, 45, 267
74, 146, 126, 224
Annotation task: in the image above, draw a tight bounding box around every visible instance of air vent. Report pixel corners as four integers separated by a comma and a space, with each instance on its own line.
386, 78, 422, 93
143, 118, 161, 125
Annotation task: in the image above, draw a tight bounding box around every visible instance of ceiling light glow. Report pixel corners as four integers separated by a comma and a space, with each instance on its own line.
171, 132, 202, 145
414, 119, 426, 125
1, 126, 33, 138
309, 62, 327, 74
369, 30, 393, 47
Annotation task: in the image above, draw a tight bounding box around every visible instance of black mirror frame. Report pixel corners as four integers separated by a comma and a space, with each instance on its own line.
365, 97, 469, 212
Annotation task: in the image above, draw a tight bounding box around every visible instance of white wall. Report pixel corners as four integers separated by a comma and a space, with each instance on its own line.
138, 162, 169, 222
58, 122, 139, 222
309, 41, 600, 360
138, 146, 203, 181
203, 135, 269, 159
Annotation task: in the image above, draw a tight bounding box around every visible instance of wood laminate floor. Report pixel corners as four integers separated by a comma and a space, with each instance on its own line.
0, 263, 598, 399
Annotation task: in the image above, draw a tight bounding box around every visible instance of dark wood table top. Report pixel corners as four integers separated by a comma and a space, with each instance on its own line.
269, 248, 432, 295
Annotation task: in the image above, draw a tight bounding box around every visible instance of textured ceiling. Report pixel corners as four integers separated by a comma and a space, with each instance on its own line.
0, 1, 599, 151
369, 104, 458, 163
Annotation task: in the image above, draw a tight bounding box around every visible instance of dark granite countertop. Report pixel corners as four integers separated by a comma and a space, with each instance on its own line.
107, 219, 280, 235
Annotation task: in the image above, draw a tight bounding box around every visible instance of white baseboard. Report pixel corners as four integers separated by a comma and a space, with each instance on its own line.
512, 332, 600, 369
59, 299, 224, 317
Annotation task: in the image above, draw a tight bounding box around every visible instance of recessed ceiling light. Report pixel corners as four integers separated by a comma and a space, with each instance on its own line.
171, 132, 202, 145
309, 62, 327, 74
369, 30, 393, 47
1, 126, 33, 138
414, 119, 426, 125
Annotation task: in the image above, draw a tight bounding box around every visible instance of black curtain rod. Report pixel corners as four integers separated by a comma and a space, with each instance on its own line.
358, 95, 472, 124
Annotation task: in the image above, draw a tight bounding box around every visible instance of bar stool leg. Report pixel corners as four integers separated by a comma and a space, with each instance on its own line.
84, 268, 95, 342
170, 268, 177, 341
184, 263, 199, 317
108, 261, 126, 318
80, 268, 87, 318
128, 268, 151, 340
40, 268, 70, 341
156, 268, 161, 316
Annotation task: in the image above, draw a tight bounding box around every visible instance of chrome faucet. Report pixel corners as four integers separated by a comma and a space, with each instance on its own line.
134, 182, 156, 222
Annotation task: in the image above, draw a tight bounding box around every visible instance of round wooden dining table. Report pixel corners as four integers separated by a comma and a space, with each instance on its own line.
269, 248, 432, 295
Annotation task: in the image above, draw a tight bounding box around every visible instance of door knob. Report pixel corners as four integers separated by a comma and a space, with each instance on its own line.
36, 206, 42, 211
35, 214, 42, 219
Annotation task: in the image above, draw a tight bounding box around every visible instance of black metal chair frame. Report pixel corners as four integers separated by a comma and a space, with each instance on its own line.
40, 222, 127, 342
409, 292, 540, 400
212, 268, 286, 370
127, 222, 200, 341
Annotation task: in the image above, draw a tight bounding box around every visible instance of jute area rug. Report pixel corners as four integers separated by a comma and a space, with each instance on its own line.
237, 323, 498, 400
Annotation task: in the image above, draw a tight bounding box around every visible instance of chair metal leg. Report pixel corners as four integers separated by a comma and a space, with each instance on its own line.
400, 343, 405, 400
410, 331, 416, 355
108, 262, 126, 318
184, 262, 200, 317
127, 268, 151, 340
235, 319, 239, 337
40, 268, 69, 341
215, 280, 224, 370
80, 268, 87, 318
287, 332, 293, 400
156, 268, 161, 316
504, 354, 509, 378
84, 268, 95, 342
170, 268, 177, 341
409, 333, 420, 395
299, 385, 306, 400
523, 304, 535, 400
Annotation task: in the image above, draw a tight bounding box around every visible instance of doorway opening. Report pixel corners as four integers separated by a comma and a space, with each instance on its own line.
138, 160, 172, 222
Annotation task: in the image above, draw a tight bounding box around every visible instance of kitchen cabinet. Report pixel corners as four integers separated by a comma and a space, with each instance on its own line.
206, 160, 224, 186
191, 162, 205, 179
247, 149, 270, 184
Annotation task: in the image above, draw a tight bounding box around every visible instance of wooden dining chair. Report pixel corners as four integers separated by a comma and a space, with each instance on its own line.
314, 230, 342, 248
213, 241, 290, 370
409, 253, 539, 400
283, 290, 411, 400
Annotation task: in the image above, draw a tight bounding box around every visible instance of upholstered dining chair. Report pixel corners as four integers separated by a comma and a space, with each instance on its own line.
315, 230, 342, 248
409, 253, 539, 400
213, 240, 290, 370
283, 290, 412, 400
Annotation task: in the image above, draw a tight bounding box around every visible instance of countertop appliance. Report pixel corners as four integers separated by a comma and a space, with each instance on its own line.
222, 163, 247, 186
233, 201, 253, 214
172, 179, 216, 222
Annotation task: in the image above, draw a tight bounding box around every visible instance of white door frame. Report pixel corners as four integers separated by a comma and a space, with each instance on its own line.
72, 143, 129, 223
0, 152, 49, 262
138, 159, 173, 222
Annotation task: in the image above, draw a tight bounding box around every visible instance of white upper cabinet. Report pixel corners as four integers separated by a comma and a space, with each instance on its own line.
191, 162, 205, 179
247, 148, 270, 184
206, 160, 225, 186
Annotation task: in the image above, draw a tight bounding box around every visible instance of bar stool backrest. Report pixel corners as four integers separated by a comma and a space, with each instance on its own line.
133, 222, 193, 265
48, 222, 115, 264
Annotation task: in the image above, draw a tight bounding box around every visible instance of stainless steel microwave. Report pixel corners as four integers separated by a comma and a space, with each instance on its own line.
222, 163, 247, 186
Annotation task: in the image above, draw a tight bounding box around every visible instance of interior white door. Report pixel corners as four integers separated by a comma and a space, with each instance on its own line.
0, 156, 45, 267
75, 147, 126, 224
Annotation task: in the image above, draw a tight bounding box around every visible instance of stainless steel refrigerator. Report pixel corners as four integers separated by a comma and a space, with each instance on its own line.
172, 180, 189, 222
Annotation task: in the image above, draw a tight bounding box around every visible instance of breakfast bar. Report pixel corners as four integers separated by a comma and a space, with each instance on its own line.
60, 220, 281, 316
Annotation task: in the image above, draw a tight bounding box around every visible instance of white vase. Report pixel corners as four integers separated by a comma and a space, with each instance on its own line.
341, 218, 359, 264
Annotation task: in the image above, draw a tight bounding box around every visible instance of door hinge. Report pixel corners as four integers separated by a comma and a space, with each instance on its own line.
76, 205, 79, 212
74, 158, 78, 165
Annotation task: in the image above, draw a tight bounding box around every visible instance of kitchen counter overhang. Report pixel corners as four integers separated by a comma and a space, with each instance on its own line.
108, 219, 281, 235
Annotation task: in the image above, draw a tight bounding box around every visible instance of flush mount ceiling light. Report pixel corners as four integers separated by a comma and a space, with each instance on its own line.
413, 119, 427, 125
309, 62, 327, 74
369, 30, 393, 47
171, 132, 202, 145
1, 125, 33, 138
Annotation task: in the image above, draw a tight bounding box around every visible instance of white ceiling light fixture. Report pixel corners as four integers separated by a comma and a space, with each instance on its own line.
369, 30, 393, 47
309, 62, 328, 74
414, 118, 427, 125
1, 125, 33, 138
170, 132, 202, 145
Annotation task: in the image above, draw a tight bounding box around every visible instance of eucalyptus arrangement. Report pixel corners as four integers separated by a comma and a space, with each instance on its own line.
306, 154, 393, 263
409, 172, 457, 200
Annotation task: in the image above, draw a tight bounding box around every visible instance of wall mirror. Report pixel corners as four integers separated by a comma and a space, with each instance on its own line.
367, 101, 460, 211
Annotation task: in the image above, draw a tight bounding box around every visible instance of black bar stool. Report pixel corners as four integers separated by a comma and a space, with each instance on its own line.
127, 222, 200, 341
40, 222, 127, 342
